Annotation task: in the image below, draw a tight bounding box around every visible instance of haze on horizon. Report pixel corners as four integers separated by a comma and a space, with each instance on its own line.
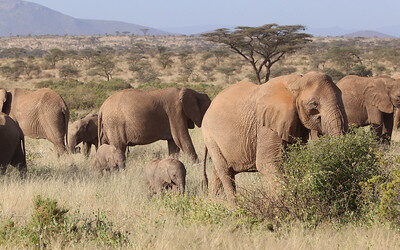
24, 0, 400, 31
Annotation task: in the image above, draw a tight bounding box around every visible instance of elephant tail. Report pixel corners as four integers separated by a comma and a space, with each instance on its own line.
394, 108, 400, 131
98, 110, 104, 146
202, 145, 208, 189
62, 106, 69, 149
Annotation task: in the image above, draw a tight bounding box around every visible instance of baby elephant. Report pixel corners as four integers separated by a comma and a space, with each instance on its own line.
145, 158, 186, 195
92, 144, 125, 175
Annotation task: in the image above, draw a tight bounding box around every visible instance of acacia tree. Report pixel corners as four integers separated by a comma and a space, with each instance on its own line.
202, 24, 312, 83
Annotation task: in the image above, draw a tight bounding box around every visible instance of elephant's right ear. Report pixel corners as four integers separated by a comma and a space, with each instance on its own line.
257, 86, 300, 142
365, 82, 393, 113
0, 89, 7, 112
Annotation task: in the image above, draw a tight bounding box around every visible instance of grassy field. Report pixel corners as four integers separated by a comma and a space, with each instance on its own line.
0, 128, 399, 248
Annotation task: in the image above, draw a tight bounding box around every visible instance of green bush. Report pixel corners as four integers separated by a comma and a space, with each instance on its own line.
240, 129, 383, 227
137, 82, 224, 99
0, 195, 129, 248
322, 67, 345, 82
270, 66, 297, 78
35, 78, 131, 111
350, 65, 373, 77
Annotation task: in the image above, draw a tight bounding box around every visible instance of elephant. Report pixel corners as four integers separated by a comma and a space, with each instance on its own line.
68, 113, 98, 156
98, 87, 211, 161
145, 158, 186, 195
92, 144, 125, 175
0, 112, 27, 178
336, 75, 400, 142
0, 88, 69, 156
201, 72, 348, 204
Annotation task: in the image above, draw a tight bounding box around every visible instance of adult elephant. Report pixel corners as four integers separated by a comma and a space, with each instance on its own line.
0, 112, 27, 177
337, 75, 400, 142
68, 113, 98, 156
202, 72, 348, 204
0, 88, 69, 156
98, 87, 211, 161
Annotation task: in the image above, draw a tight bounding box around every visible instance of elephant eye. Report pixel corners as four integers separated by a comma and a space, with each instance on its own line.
307, 100, 319, 109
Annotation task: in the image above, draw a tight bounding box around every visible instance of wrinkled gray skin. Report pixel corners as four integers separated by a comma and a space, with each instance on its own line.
68, 114, 98, 156
145, 158, 186, 195
202, 72, 348, 204
0, 88, 69, 156
98, 87, 211, 161
93, 144, 125, 175
0, 112, 27, 178
335, 75, 400, 143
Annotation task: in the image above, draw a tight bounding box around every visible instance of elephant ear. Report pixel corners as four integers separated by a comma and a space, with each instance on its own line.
365, 82, 394, 113
179, 88, 211, 128
257, 84, 300, 142
0, 89, 7, 112
160, 163, 173, 184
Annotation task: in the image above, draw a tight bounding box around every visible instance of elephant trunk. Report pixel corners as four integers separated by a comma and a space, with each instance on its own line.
67, 134, 78, 153
321, 103, 348, 136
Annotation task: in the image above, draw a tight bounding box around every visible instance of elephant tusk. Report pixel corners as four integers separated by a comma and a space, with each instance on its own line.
192, 162, 204, 167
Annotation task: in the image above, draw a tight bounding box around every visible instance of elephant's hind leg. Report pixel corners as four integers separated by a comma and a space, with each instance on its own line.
167, 139, 180, 158
206, 139, 236, 204
211, 167, 222, 197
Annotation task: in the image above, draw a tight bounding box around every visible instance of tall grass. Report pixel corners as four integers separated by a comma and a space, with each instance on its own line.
1, 128, 400, 248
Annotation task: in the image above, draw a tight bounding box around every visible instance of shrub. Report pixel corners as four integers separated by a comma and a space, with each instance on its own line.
59, 64, 79, 78
270, 66, 297, 78
350, 65, 373, 77
322, 67, 345, 82
136, 82, 223, 99
0, 195, 130, 248
35, 79, 131, 110
239, 129, 383, 227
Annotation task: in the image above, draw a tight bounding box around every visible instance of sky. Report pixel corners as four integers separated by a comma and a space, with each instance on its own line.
25, 0, 400, 30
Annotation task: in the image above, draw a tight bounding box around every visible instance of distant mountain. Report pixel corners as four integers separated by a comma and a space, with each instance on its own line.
0, 0, 170, 36
161, 25, 234, 35
342, 30, 396, 38
377, 25, 400, 37
306, 26, 355, 37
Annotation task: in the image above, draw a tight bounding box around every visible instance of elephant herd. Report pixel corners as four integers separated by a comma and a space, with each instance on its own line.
1, 71, 400, 203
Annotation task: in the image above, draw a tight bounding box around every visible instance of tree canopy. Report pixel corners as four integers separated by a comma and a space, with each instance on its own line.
202, 24, 312, 83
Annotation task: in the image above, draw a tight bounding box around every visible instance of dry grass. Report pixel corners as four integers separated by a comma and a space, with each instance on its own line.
0, 128, 399, 248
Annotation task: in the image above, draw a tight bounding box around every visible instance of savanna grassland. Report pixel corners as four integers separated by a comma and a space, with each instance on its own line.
2, 35, 400, 248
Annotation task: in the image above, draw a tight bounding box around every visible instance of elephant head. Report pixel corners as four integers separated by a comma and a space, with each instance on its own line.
159, 159, 186, 193
68, 114, 98, 153
179, 88, 211, 128
383, 78, 400, 109
0, 89, 7, 112
260, 72, 348, 141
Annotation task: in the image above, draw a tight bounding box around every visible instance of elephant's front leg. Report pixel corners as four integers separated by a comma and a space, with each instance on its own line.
167, 139, 180, 158
170, 121, 198, 161
82, 142, 91, 157
256, 128, 284, 197
382, 112, 394, 144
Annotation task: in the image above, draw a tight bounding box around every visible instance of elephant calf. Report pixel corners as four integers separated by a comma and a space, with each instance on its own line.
92, 144, 125, 175
68, 113, 98, 156
0, 112, 27, 178
145, 158, 186, 195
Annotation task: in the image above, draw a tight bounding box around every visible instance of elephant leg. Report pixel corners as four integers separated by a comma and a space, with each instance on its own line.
82, 142, 91, 157
167, 139, 180, 158
0, 165, 6, 175
382, 112, 394, 144
206, 139, 236, 204
367, 107, 384, 140
211, 167, 223, 197
256, 128, 283, 197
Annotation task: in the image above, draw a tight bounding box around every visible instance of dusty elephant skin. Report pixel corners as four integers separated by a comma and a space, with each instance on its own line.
337, 75, 400, 142
0, 112, 27, 178
202, 72, 348, 204
92, 144, 126, 175
145, 158, 186, 195
98, 87, 211, 161
0, 88, 69, 156
68, 113, 98, 156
